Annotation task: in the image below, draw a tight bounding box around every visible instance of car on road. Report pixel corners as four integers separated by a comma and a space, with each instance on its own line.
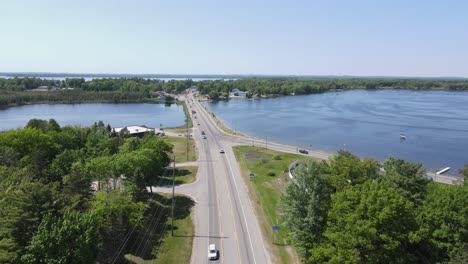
219, 149, 225, 154
203, 135, 207, 139
299, 149, 309, 154
201, 131, 205, 135
208, 244, 218, 260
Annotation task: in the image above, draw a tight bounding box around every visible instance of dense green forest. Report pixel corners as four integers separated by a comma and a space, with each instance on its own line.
197, 78, 468, 99
280, 151, 468, 264
0, 78, 194, 107
0, 119, 180, 263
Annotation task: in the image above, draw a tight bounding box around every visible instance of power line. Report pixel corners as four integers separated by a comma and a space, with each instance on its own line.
110, 167, 175, 263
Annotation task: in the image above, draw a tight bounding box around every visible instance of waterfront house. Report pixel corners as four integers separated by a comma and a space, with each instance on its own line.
229, 88, 248, 98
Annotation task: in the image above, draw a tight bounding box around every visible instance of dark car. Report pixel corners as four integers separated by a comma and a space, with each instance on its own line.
299, 149, 309, 154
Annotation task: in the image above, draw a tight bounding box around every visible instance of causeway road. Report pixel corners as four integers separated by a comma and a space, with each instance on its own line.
154, 91, 272, 264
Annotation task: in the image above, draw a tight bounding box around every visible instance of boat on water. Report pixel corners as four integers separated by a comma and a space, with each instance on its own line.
436, 167, 451, 175
400, 134, 407, 139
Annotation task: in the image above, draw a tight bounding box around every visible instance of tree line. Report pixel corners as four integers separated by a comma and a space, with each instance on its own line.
2, 77, 468, 107
280, 150, 468, 263
197, 78, 468, 99
0, 78, 194, 107
0, 119, 177, 263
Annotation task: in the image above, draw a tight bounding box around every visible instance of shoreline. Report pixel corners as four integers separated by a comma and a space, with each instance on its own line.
198, 99, 463, 182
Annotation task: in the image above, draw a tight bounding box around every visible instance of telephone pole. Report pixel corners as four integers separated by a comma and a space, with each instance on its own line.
171, 155, 176, 236
186, 115, 189, 161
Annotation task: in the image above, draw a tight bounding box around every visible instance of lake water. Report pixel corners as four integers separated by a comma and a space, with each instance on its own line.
205, 90, 468, 174
0, 103, 185, 130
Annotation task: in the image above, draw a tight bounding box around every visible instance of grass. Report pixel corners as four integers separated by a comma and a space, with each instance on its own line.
233, 146, 316, 264
125, 193, 195, 264
164, 127, 190, 134
155, 166, 198, 186
163, 136, 197, 162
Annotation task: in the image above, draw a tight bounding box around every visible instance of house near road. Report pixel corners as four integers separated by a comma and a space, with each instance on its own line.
229, 88, 248, 98
31, 85, 59, 91
113, 125, 160, 138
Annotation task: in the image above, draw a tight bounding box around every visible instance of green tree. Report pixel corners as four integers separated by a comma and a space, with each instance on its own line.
322, 150, 380, 191
280, 160, 331, 261
22, 210, 98, 264
91, 191, 146, 262
25, 119, 48, 132
61, 162, 93, 210
0, 128, 58, 176
208, 90, 219, 100
46, 119, 61, 132
444, 244, 468, 264
47, 149, 82, 183
382, 157, 429, 203
0, 180, 61, 262
311, 181, 419, 263
415, 183, 468, 262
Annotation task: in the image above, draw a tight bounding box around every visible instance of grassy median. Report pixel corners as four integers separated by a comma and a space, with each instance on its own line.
233, 146, 315, 264
163, 136, 197, 162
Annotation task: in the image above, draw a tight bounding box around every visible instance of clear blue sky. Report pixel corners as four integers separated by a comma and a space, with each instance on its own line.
1, 0, 467, 77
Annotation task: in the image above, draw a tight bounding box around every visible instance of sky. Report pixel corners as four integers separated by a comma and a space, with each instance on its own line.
1, 0, 467, 77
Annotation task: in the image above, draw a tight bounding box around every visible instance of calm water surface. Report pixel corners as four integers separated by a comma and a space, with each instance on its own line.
205, 90, 468, 174
0, 103, 185, 130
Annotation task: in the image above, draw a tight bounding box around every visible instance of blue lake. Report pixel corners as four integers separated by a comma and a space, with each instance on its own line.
205, 90, 468, 174
0, 103, 185, 130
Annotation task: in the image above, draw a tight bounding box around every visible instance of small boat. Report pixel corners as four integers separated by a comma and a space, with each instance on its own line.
436, 167, 451, 175
400, 134, 406, 139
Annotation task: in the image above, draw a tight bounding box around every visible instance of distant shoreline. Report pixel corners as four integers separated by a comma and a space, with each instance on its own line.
1, 73, 468, 81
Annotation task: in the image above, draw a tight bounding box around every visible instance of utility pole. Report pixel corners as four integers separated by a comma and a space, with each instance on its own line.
186, 116, 189, 161
171, 155, 176, 236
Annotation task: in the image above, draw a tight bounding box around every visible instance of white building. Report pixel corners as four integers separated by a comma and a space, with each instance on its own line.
229, 88, 248, 98
113, 125, 157, 137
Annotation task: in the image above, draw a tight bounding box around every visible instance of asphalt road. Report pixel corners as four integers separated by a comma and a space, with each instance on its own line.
154, 92, 271, 264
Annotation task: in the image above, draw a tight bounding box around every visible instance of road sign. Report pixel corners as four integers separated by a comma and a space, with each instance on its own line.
272, 225, 280, 231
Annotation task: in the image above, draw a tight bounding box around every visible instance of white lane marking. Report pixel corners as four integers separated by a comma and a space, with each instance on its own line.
223, 150, 257, 264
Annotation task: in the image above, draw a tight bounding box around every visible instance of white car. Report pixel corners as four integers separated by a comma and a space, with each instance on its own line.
208, 244, 218, 260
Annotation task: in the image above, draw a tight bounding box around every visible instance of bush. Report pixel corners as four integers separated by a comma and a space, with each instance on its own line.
267, 171, 276, 177
273, 155, 282, 160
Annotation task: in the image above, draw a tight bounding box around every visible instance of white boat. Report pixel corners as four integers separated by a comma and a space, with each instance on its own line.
400, 134, 406, 139
436, 167, 451, 175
